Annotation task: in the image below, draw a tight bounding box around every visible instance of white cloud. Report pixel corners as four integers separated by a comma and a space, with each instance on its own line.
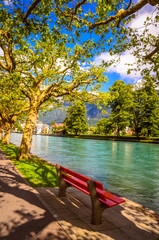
133, 79, 145, 90
129, 4, 158, 36
2, 1, 12, 6
94, 50, 141, 80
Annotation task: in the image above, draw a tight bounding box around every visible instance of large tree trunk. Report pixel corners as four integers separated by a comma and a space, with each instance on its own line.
136, 131, 139, 138
148, 129, 151, 137
135, 126, 139, 138
19, 103, 39, 160
0, 128, 3, 141
2, 122, 14, 145
0, 121, 3, 141
117, 126, 120, 136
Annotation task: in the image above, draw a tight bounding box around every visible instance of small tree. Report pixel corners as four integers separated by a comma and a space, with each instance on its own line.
64, 101, 88, 136
95, 118, 113, 135
13, 121, 24, 132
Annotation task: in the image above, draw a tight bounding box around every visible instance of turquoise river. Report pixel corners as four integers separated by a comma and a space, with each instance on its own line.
10, 133, 159, 212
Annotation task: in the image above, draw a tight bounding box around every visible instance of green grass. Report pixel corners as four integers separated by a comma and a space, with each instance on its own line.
0, 142, 59, 188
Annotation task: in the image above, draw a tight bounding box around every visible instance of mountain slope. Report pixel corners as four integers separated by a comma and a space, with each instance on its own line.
38, 103, 111, 126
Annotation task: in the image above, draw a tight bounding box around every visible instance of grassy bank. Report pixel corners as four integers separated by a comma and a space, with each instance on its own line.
0, 142, 58, 188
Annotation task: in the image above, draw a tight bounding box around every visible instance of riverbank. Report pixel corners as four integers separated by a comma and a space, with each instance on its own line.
60, 134, 159, 144
14, 131, 159, 144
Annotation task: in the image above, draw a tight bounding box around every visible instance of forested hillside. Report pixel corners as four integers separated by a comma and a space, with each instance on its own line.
38, 103, 111, 126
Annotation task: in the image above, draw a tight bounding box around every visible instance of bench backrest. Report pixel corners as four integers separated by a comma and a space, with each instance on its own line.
57, 164, 106, 202
59, 165, 104, 190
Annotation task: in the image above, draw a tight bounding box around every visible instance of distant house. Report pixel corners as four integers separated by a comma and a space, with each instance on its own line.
52, 123, 64, 128
52, 123, 66, 135
34, 121, 50, 134
125, 126, 133, 135
35, 121, 44, 134
42, 124, 50, 134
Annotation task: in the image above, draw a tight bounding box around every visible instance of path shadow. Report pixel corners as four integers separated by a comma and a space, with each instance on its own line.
0, 158, 70, 240
36, 187, 159, 240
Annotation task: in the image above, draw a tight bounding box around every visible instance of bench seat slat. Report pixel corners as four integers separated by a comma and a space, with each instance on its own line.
64, 177, 117, 207
72, 176, 107, 201
104, 192, 125, 204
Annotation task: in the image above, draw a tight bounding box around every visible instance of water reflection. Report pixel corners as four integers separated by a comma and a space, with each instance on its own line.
10, 133, 159, 212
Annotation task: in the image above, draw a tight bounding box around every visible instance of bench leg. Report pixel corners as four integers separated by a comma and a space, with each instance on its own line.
87, 180, 107, 225
56, 165, 69, 197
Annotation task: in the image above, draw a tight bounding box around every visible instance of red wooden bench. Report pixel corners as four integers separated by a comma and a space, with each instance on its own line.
56, 164, 125, 225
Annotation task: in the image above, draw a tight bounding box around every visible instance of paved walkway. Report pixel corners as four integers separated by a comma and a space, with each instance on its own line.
0, 149, 71, 240
0, 149, 159, 240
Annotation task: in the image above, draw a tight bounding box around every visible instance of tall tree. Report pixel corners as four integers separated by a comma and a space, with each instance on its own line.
108, 80, 133, 136
0, 1, 106, 158
131, 87, 145, 137
140, 77, 159, 136
64, 101, 88, 135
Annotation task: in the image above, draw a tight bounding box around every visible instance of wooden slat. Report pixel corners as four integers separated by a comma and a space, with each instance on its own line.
63, 177, 90, 195
64, 177, 116, 207
60, 165, 90, 183
63, 174, 107, 202
104, 191, 125, 204
63, 174, 89, 192
93, 180, 104, 190
100, 198, 117, 207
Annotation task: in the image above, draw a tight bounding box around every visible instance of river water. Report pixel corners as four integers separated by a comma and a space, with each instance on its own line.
10, 133, 159, 212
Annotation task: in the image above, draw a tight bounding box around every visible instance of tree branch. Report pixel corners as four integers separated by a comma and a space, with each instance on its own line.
22, 0, 41, 24
21, 71, 38, 82
126, 0, 132, 10
89, 0, 148, 29
145, 46, 159, 60
15, 101, 30, 116
0, 59, 8, 71
74, 0, 87, 14
56, 0, 150, 30
0, 44, 15, 73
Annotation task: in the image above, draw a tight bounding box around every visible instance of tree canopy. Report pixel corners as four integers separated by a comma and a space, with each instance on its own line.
107, 80, 133, 136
